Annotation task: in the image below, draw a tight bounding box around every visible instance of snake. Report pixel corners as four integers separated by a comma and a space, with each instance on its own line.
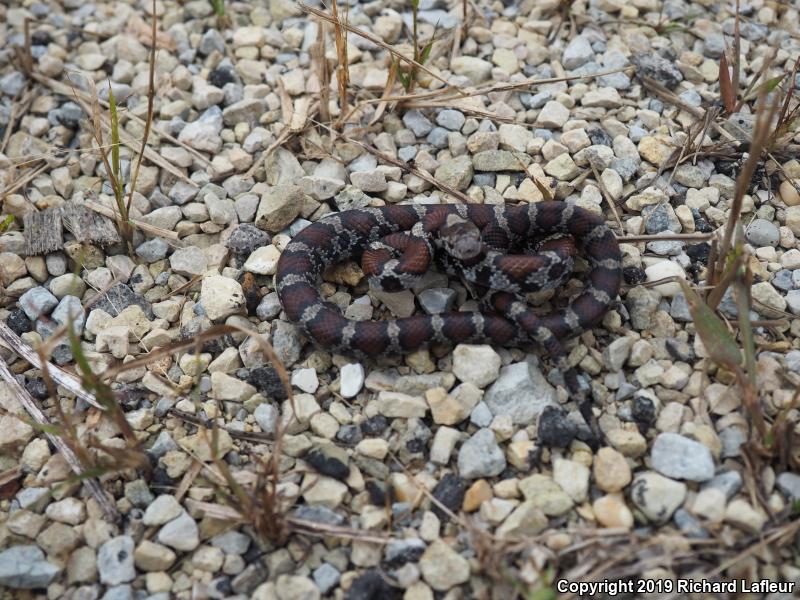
274, 202, 622, 393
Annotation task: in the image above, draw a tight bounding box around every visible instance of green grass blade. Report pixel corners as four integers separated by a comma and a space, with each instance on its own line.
0, 215, 14, 233
108, 83, 123, 204
678, 280, 742, 369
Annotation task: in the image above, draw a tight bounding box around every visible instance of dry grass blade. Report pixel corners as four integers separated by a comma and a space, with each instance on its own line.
124, 0, 158, 220
300, 2, 463, 96
0, 354, 119, 522
719, 51, 736, 114
0, 321, 102, 409
312, 21, 331, 123
330, 0, 350, 123
84, 199, 179, 241
713, 88, 779, 279
733, 261, 762, 408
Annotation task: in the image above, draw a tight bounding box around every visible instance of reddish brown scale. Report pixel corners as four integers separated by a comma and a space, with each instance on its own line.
352, 322, 390, 355
306, 307, 349, 348
361, 248, 393, 277
297, 223, 337, 246
279, 283, 319, 321
397, 318, 436, 351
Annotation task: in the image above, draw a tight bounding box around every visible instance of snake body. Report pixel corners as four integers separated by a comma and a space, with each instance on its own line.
275, 202, 622, 367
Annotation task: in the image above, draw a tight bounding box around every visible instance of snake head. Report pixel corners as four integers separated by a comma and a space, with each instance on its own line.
439, 215, 482, 260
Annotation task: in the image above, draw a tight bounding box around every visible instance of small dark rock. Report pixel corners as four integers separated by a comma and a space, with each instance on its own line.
537, 406, 578, 448
632, 52, 683, 88
632, 396, 656, 427
247, 366, 288, 400
360, 415, 389, 436
336, 424, 362, 446
384, 538, 426, 567
431, 473, 466, 520
93, 284, 153, 318
365, 480, 392, 506
305, 447, 349, 481
623, 267, 647, 285
291, 505, 346, 526
226, 223, 270, 263
25, 377, 49, 400
345, 569, 401, 600
208, 67, 236, 88
686, 242, 711, 263
6, 309, 32, 335
586, 125, 613, 147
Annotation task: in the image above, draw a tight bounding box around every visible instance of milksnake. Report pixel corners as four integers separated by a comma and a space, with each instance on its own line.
275, 202, 621, 392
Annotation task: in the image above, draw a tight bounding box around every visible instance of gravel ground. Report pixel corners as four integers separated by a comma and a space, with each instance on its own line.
1, 0, 800, 598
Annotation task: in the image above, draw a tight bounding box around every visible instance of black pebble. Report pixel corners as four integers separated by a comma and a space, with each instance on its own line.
247, 366, 288, 400
537, 406, 578, 448
632, 396, 656, 428
345, 569, 401, 600
208, 67, 236, 88
431, 473, 466, 520
305, 448, 349, 481
360, 415, 389, 436
623, 267, 647, 285
7, 309, 32, 335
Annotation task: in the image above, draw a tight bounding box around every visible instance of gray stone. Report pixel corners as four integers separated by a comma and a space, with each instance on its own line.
436, 109, 465, 131
211, 530, 251, 554
651, 433, 715, 482
222, 98, 264, 127
254, 402, 279, 436
472, 150, 529, 171
643, 202, 681, 233
157, 512, 200, 551
256, 292, 282, 320
402, 110, 433, 137
170, 246, 208, 277
470, 401, 493, 427
745, 218, 779, 247
255, 184, 303, 233
97, 536, 135, 585
702, 470, 742, 500
434, 155, 473, 191
631, 53, 683, 88
562, 36, 594, 70
312, 563, 340, 595
630, 472, 687, 523
426, 127, 449, 149
719, 427, 747, 458
786, 350, 800, 373
418, 288, 457, 314
334, 185, 371, 211
51, 295, 85, 334
136, 238, 170, 262
483, 356, 557, 425
787, 289, 800, 315
457, 428, 506, 478
177, 106, 223, 153
142, 206, 182, 230
101, 585, 133, 600
0, 545, 60, 589
19, 286, 58, 320
776, 472, 800, 502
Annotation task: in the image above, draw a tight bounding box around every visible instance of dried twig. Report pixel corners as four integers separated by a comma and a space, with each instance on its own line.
0, 354, 119, 522
0, 322, 103, 410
